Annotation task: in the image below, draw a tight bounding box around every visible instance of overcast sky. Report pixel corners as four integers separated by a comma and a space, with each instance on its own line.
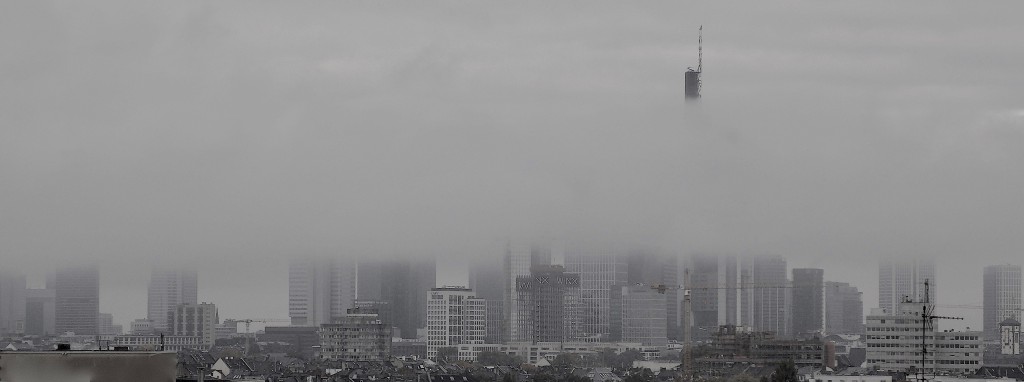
2, 1, 1023, 329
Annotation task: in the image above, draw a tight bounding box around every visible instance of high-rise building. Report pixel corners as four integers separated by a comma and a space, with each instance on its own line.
565, 246, 627, 341
878, 258, 936, 312
687, 255, 738, 341
628, 251, 680, 340
740, 256, 790, 337
55, 265, 100, 335
98, 312, 117, 335
288, 257, 356, 327
0, 271, 27, 335
147, 267, 198, 332
320, 307, 391, 363
984, 264, 1022, 341
24, 288, 56, 336
425, 287, 485, 359
610, 284, 668, 346
484, 299, 504, 344
824, 281, 864, 334
169, 303, 218, 349
469, 257, 505, 303
515, 265, 581, 344
357, 257, 436, 339
791, 268, 824, 337
504, 242, 551, 342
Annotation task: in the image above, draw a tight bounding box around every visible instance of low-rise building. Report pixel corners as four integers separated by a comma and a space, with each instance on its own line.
169, 303, 218, 349
112, 334, 205, 351
865, 302, 983, 375
456, 341, 662, 364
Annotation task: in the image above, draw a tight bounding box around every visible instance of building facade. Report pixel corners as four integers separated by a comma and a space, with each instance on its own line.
687, 255, 738, 341
628, 252, 680, 340
0, 271, 26, 335
565, 246, 627, 341
55, 265, 100, 335
319, 308, 391, 363
865, 302, 983, 375
791, 268, 825, 337
515, 266, 581, 344
289, 257, 356, 327
24, 288, 56, 336
825, 281, 864, 334
610, 284, 668, 346
147, 267, 198, 332
169, 303, 218, 349
112, 335, 205, 351
878, 259, 936, 313
984, 264, 1022, 341
426, 287, 485, 359
740, 256, 790, 337
356, 257, 435, 339
504, 242, 551, 343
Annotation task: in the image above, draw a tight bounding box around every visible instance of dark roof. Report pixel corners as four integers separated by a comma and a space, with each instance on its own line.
999, 317, 1021, 326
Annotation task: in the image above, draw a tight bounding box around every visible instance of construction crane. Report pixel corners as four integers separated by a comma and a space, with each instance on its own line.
236, 318, 291, 356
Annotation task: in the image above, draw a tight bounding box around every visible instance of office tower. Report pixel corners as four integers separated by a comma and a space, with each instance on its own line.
504, 242, 551, 342
288, 257, 356, 327
147, 267, 198, 332
564, 246, 627, 340
824, 281, 864, 335
515, 265, 581, 344
878, 258, 936, 312
320, 307, 391, 362
24, 288, 56, 336
610, 284, 668, 346
55, 265, 100, 335
791, 268, 824, 337
170, 303, 218, 349
984, 264, 1022, 341
740, 256, 790, 337
628, 251, 681, 340
98, 312, 116, 335
484, 299, 504, 344
358, 257, 436, 339
0, 271, 27, 335
686, 255, 738, 341
426, 287, 485, 359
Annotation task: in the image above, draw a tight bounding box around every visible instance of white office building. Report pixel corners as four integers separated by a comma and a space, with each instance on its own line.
983, 264, 1021, 341
865, 302, 983, 375
426, 287, 485, 360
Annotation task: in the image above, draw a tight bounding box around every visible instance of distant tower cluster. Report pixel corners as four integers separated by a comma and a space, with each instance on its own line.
685, 25, 703, 99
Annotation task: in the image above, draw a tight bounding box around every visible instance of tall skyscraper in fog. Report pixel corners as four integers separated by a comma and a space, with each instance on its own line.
504, 241, 551, 342
565, 246, 628, 341
147, 267, 198, 332
790, 268, 824, 337
55, 265, 100, 335
0, 271, 26, 335
687, 255, 738, 340
740, 256, 789, 337
627, 251, 680, 340
825, 281, 863, 334
515, 265, 581, 343
984, 264, 1022, 341
878, 258, 936, 311
288, 257, 356, 327
356, 257, 435, 339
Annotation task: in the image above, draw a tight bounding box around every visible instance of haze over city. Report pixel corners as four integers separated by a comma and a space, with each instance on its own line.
3, 0, 1024, 334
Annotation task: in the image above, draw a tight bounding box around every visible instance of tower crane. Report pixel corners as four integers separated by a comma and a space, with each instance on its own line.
235, 318, 291, 356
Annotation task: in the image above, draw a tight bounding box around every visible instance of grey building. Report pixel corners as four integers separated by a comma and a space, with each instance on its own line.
320, 308, 391, 363
687, 255, 738, 341
24, 288, 56, 336
984, 264, 1022, 341
353, 300, 392, 329
565, 246, 627, 341
169, 303, 218, 349
356, 257, 435, 339
55, 265, 100, 335
288, 257, 356, 327
824, 281, 864, 334
0, 271, 26, 335
504, 241, 551, 342
627, 251, 680, 340
515, 265, 581, 343
878, 258, 936, 312
740, 256, 790, 337
791, 268, 824, 337
610, 284, 668, 346
147, 267, 198, 332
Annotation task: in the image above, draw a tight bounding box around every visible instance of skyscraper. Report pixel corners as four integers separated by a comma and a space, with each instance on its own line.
610, 284, 668, 346
24, 288, 56, 336
878, 258, 936, 312
147, 266, 198, 332
984, 264, 1022, 341
686, 255, 738, 340
357, 257, 436, 339
515, 265, 581, 343
824, 281, 864, 334
55, 265, 100, 335
565, 246, 627, 341
504, 241, 551, 342
0, 270, 26, 335
627, 251, 680, 340
288, 257, 356, 327
790, 268, 824, 337
740, 256, 789, 337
